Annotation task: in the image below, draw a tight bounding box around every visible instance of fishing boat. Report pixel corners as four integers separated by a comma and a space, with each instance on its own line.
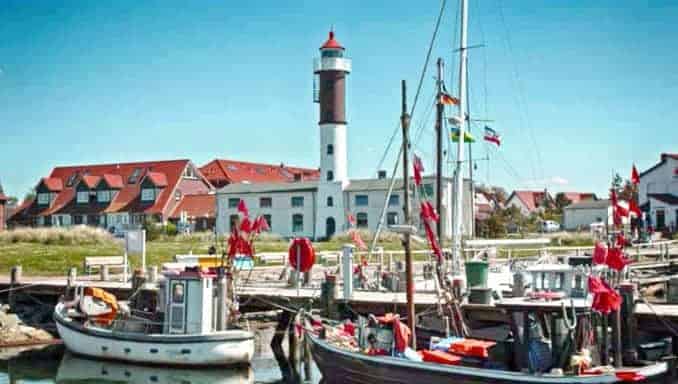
56, 352, 254, 384
54, 267, 255, 366
305, 0, 674, 381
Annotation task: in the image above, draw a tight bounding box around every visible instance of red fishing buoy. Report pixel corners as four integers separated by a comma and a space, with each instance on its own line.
288, 237, 315, 273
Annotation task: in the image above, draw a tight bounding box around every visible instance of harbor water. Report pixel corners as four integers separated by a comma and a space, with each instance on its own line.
0, 322, 323, 384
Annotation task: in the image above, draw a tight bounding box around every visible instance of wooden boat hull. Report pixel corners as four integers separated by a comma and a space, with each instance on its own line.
307, 332, 668, 384
54, 303, 255, 367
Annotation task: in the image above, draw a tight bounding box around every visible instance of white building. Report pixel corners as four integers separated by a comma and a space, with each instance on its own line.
562, 199, 629, 230
639, 153, 678, 231
215, 31, 473, 240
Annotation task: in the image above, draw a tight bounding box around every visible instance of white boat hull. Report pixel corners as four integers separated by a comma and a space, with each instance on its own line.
55, 304, 255, 366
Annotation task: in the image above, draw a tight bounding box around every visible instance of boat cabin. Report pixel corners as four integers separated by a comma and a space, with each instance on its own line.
527, 264, 579, 298
159, 269, 216, 334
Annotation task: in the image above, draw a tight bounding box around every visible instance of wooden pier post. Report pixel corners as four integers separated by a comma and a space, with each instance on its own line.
271, 311, 294, 382
288, 313, 301, 379
619, 283, 637, 364
9, 266, 22, 310
148, 265, 158, 283
67, 267, 77, 287
601, 313, 609, 365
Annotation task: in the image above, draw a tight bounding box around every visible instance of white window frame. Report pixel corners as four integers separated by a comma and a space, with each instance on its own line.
37, 193, 50, 205
292, 214, 304, 232
141, 188, 156, 202
97, 190, 112, 203
76, 191, 89, 204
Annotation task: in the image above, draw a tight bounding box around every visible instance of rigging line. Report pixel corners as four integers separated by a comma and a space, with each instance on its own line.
413, 90, 438, 149
474, 0, 490, 120
368, 0, 448, 257
496, 0, 544, 183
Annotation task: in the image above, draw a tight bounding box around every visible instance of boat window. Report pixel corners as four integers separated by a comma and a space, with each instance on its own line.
172, 282, 185, 303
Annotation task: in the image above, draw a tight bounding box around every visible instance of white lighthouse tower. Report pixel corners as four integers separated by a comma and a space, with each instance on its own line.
314, 30, 351, 239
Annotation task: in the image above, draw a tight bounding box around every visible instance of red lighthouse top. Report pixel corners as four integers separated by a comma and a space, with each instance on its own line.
320, 30, 344, 50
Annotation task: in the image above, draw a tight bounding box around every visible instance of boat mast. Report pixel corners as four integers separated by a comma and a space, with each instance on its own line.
400, 80, 416, 348
452, 0, 469, 273
435, 58, 445, 245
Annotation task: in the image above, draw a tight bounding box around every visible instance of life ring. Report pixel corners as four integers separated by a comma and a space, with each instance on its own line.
288, 237, 315, 273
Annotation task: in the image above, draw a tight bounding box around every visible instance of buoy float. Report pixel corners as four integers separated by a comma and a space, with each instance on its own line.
288, 237, 315, 273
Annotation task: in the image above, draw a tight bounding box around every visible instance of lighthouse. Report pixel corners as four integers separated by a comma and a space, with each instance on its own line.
315, 30, 352, 239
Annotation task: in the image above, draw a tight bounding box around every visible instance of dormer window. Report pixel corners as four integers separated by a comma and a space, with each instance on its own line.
37, 193, 51, 205
141, 188, 156, 202
327, 144, 334, 155
77, 191, 89, 204
97, 190, 112, 203
183, 166, 196, 179
128, 168, 142, 184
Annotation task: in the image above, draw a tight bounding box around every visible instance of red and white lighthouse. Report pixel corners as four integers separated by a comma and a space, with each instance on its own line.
314, 30, 351, 239
315, 30, 351, 185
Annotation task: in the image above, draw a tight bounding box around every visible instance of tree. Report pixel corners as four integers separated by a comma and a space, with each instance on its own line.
24, 189, 36, 202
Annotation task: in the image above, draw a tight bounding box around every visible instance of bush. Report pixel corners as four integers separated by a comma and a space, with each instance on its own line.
330, 229, 400, 243
0, 226, 117, 246
142, 218, 163, 241
165, 223, 178, 237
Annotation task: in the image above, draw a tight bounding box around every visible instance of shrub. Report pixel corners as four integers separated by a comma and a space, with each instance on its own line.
0, 226, 117, 246
142, 218, 163, 241
165, 223, 178, 237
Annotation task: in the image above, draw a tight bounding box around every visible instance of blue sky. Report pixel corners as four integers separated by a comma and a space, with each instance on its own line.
1, 0, 677, 199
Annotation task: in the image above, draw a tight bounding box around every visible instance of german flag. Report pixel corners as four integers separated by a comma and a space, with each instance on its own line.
440, 83, 460, 105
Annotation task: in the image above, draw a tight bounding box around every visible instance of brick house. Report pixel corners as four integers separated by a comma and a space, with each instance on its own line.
9, 160, 213, 232
200, 159, 320, 189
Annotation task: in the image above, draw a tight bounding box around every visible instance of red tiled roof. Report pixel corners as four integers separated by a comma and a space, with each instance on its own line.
144, 172, 168, 187
510, 190, 550, 212
560, 192, 596, 204
80, 175, 101, 189
320, 31, 344, 50
200, 159, 320, 186
41, 177, 63, 192
170, 194, 216, 219
28, 159, 196, 218
0, 193, 7, 202
101, 174, 124, 189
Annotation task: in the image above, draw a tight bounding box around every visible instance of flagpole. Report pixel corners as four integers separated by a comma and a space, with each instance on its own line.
435, 58, 444, 245
452, 0, 469, 274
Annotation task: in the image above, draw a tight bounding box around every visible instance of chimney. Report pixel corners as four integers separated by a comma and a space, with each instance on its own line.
377, 170, 387, 179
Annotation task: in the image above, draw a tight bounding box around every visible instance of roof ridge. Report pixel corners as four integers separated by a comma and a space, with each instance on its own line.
52, 159, 190, 171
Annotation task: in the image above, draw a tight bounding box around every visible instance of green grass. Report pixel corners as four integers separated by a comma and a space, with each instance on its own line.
0, 229, 425, 276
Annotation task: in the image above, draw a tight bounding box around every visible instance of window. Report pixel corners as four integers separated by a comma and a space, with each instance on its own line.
73, 215, 83, 225
419, 183, 434, 197
77, 191, 89, 204
356, 212, 368, 228
387, 212, 399, 226
228, 198, 240, 208
388, 194, 400, 207
355, 195, 368, 206
263, 214, 272, 229
327, 144, 334, 155
97, 190, 112, 203
172, 282, 185, 303
327, 171, 334, 181
128, 168, 142, 184
175, 190, 182, 201
321, 49, 343, 58
260, 197, 272, 208
291, 196, 304, 207
37, 193, 51, 205
292, 214, 304, 232
657, 209, 666, 230
140, 188, 155, 202
327, 196, 333, 207
183, 166, 196, 178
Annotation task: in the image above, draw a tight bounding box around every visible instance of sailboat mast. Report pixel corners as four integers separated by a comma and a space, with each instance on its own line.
452, 0, 469, 273
400, 80, 416, 348
435, 58, 445, 244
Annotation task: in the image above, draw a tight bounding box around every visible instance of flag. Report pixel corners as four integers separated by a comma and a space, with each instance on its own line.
483, 126, 501, 146
347, 213, 356, 227
440, 83, 459, 105
451, 128, 475, 143
629, 199, 642, 218
237, 199, 249, 217
593, 241, 607, 265
588, 276, 622, 314
631, 165, 640, 185
420, 201, 439, 222
606, 246, 631, 271
239, 216, 252, 233
350, 230, 367, 250
252, 215, 270, 233
413, 154, 424, 186
440, 93, 459, 106
423, 219, 442, 262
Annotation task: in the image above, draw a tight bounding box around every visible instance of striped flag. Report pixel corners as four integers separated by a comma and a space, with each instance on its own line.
451, 128, 475, 143
440, 84, 460, 105
483, 126, 501, 146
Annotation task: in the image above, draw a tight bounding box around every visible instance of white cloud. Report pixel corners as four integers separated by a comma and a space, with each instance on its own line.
550, 176, 569, 186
